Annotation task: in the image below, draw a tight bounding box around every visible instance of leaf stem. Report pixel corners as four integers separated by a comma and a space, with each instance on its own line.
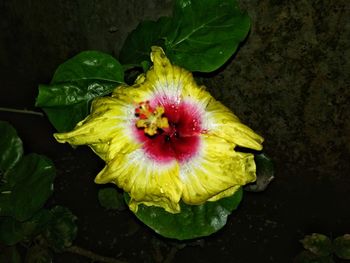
0, 107, 44, 117
66, 245, 127, 263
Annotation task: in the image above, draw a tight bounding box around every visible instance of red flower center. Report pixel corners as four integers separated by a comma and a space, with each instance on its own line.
134, 98, 202, 164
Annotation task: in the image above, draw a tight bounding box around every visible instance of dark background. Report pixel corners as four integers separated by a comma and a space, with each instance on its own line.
1, 0, 349, 262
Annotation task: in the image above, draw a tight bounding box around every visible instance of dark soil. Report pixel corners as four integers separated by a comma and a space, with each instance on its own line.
1, 0, 349, 262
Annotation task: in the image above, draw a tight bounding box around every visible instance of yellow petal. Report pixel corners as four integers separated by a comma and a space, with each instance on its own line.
54, 96, 139, 161
112, 84, 148, 103
128, 46, 197, 104
141, 47, 263, 152
181, 135, 256, 205
95, 149, 183, 214
205, 100, 264, 151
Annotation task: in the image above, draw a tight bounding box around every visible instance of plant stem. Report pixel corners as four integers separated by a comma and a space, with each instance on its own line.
66, 245, 127, 263
0, 107, 44, 117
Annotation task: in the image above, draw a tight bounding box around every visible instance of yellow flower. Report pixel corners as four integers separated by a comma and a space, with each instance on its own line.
54, 46, 263, 214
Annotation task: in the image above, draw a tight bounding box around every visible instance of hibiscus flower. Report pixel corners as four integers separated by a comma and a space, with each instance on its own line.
54, 46, 263, 214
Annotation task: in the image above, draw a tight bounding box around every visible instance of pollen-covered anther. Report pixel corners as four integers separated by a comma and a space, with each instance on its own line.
135, 101, 169, 136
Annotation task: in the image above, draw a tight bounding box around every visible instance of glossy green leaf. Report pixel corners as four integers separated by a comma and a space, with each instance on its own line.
51, 51, 123, 83
37, 80, 119, 107
25, 245, 52, 263
0, 246, 21, 263
98, 187, 126, 211
300, 234, 333, 257
0, 210, 51, 245
119, 17, 171, 65
36, 51, 124, 132
333, 234, 350, 259
0, 121, 23, 175
125, 188, 243, 240
119, 0, 250, 72
0, 154, 56, 221
165, 0, 250, 72
43, 206, 77, 252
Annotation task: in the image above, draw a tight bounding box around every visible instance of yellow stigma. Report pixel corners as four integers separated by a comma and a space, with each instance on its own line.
135, 101, 169, 136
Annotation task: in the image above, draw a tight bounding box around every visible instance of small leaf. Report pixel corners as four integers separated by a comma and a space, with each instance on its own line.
294, 250, 335, 263
300, 233, 333, 257
25, 245, 52, 263
0, 217, 27, 245
0, 209, 51, 246
333, 234, 350, 259
43, 206, 77, 252
0, 121, 23, 175
0, 246, 21, 263
36, 51, 124, 132
98, 187, 126, 211
0, 154, 56, 221
21, 209, 52, 238
125, 188, 243, 240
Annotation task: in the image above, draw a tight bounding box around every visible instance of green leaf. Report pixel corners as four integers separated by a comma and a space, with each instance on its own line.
0, 121, 23, 175
125, 188, 243, 240
119, 17, 171, 65
43, 206, 77, 252
294, 250, 335, 263
300, 234, 333, 257
0, 154, 56, 221
20, 209, 52, 239
37, 81, 119, 107
0, 210, 51, 245
165, 0, 250, 72
51, 51, 123, 83
119, 0, 250, 72
333, 234, 350, 259
36, 51, 124, 132
25, 245, 52, 263
98, 187, 126, 211
41, 102, 89, 134
0, 246, 21, 263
